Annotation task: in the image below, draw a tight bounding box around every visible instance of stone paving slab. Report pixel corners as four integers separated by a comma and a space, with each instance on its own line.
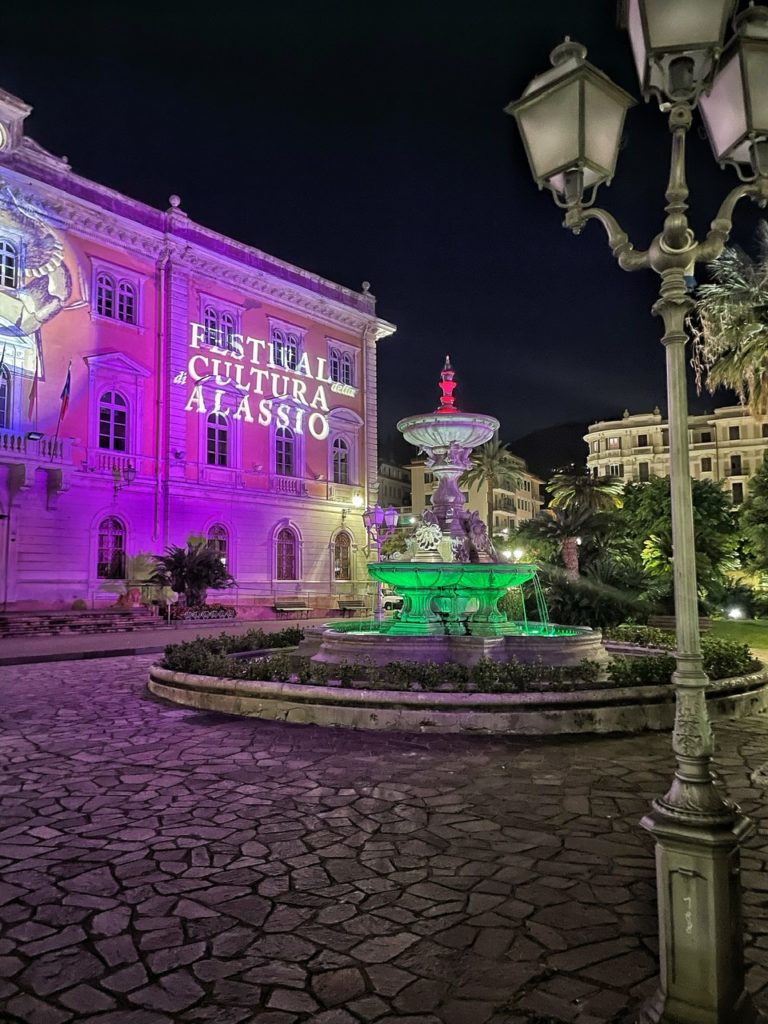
1, 655, 768, 1023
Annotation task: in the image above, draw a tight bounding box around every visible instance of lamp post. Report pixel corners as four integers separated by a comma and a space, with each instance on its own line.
362, 504, 399, 618
507, 5, 768, 1023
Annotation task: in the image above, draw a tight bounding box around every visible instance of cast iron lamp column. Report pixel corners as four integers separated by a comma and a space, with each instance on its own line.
508, 5, 768, 1022
362, 504, 399, 618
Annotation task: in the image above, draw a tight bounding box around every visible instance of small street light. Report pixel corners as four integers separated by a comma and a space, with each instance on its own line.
507, 4, 768, 1022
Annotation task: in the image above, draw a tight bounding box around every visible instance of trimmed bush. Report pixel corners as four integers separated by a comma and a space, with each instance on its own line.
608, 635, 758, 687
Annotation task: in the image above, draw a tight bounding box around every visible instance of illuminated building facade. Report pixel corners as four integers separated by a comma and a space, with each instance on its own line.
585, 406, 768, 505
0, 87, 394, 611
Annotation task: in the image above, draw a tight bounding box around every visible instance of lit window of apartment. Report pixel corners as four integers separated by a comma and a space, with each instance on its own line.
607, 436, 621, 449
591, 440, 600, 453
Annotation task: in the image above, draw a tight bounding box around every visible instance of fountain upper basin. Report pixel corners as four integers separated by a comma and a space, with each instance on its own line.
396, 412, 499, 451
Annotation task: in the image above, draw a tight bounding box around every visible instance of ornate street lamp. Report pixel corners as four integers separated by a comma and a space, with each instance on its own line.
362, 504, 400, 618
508, 6, 768, 1023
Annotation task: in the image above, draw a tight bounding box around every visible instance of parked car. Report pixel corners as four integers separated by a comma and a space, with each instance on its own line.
382, 590, 404, 612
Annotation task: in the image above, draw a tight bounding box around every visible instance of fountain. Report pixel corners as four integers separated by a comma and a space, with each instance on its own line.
315, 359, 604, 666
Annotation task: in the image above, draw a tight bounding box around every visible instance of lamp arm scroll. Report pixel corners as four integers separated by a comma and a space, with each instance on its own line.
697, 177, 768, 264
563, 205, 650, 272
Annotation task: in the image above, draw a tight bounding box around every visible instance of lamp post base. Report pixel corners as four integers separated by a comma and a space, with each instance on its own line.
638, 809, 761, 1024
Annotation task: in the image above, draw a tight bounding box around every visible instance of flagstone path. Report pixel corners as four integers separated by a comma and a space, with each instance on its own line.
2, 655, 768, 1023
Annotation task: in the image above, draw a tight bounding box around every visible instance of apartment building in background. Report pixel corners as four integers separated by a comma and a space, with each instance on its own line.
585, 406, 768, 504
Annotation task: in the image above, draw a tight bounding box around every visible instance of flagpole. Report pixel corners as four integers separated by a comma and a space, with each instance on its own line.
50, 360, 71, 462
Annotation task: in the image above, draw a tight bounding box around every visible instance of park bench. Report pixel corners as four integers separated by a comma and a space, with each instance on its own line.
273, 600, 311, 619
648, 615, 712, 633
337, 598, 367, 617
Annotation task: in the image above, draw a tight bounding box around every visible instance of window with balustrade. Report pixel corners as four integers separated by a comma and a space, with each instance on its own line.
0, 239, 18, 289
206, 413, 229, 466
329, 345, 355, 386
98, 391, 128, 451
275, 426, 295, 476
97, 517, 126, 579
332, 436, 349, 484
276, 527, 298, 580
334, 532, 352, 580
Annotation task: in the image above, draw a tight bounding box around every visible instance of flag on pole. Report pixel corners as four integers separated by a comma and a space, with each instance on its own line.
28, 355, 39, 419
59, 361, 72, 421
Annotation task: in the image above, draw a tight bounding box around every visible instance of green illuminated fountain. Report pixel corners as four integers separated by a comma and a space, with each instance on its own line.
373, 357, 554, 637
317, 359, 601, 666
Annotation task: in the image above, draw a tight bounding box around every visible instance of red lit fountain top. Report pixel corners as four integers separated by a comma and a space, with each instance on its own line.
436, 355, 458, 414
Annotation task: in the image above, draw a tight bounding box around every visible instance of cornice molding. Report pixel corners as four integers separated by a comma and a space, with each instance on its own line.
0, 166, 397, 341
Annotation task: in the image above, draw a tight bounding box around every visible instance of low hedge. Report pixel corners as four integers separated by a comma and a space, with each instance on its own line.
163, 627, 303, 674
608, 635, 759, 687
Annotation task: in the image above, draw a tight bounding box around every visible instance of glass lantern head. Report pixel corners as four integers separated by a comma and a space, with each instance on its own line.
506, 38, 635, 206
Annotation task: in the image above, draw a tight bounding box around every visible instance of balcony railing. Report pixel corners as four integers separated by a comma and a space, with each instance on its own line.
270, 474, 307, 496
0, 430, 72, 463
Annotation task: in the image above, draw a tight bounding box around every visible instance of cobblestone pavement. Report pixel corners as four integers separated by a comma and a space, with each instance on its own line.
2, 657, 768, 1024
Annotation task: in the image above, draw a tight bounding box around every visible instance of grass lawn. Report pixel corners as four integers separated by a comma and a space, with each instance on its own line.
710, 618, 768, 651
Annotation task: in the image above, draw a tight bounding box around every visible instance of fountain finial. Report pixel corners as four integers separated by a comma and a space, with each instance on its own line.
437, 355, 458, 414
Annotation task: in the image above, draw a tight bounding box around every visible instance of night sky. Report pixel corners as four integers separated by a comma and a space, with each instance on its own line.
2, 0, 762, 466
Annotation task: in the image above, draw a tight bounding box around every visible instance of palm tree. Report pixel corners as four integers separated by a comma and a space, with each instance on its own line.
547, 471, 624, 513
528, 505, 599, 580
151, 540, 235, 607
460, 439, 521, 536
690, 221, 768, 414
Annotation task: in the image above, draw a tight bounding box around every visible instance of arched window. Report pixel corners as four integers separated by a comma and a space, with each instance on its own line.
275, 426, 295, 476
204, 306, 219, 347
332, 437, 349, 484
0, 366, 10, 430
0, 240, 18, 289
272, 328, 298, 370
220, 312, 235, 351
97, 517, 126, 579
207, 413, 229, 466
207, 523, 229, 563
329, 349, 341, 382
334, 532, 351, 581
276, 527, 297, 580
96, 273, 115, 318
98, 391, 128, 451
341, 353, 353, 386
117, 281, 137, 324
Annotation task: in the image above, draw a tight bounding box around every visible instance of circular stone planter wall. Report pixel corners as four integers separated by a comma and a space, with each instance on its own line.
148, 663, 768, 736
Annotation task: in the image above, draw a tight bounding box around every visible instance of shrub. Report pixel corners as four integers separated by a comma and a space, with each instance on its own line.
603, 624, 676, 649
71, 598, 88, 611
608, 636, 758, 687
163, 627, 304, 673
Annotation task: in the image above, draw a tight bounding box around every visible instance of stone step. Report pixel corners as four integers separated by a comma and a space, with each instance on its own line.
0, 610, 160, 639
